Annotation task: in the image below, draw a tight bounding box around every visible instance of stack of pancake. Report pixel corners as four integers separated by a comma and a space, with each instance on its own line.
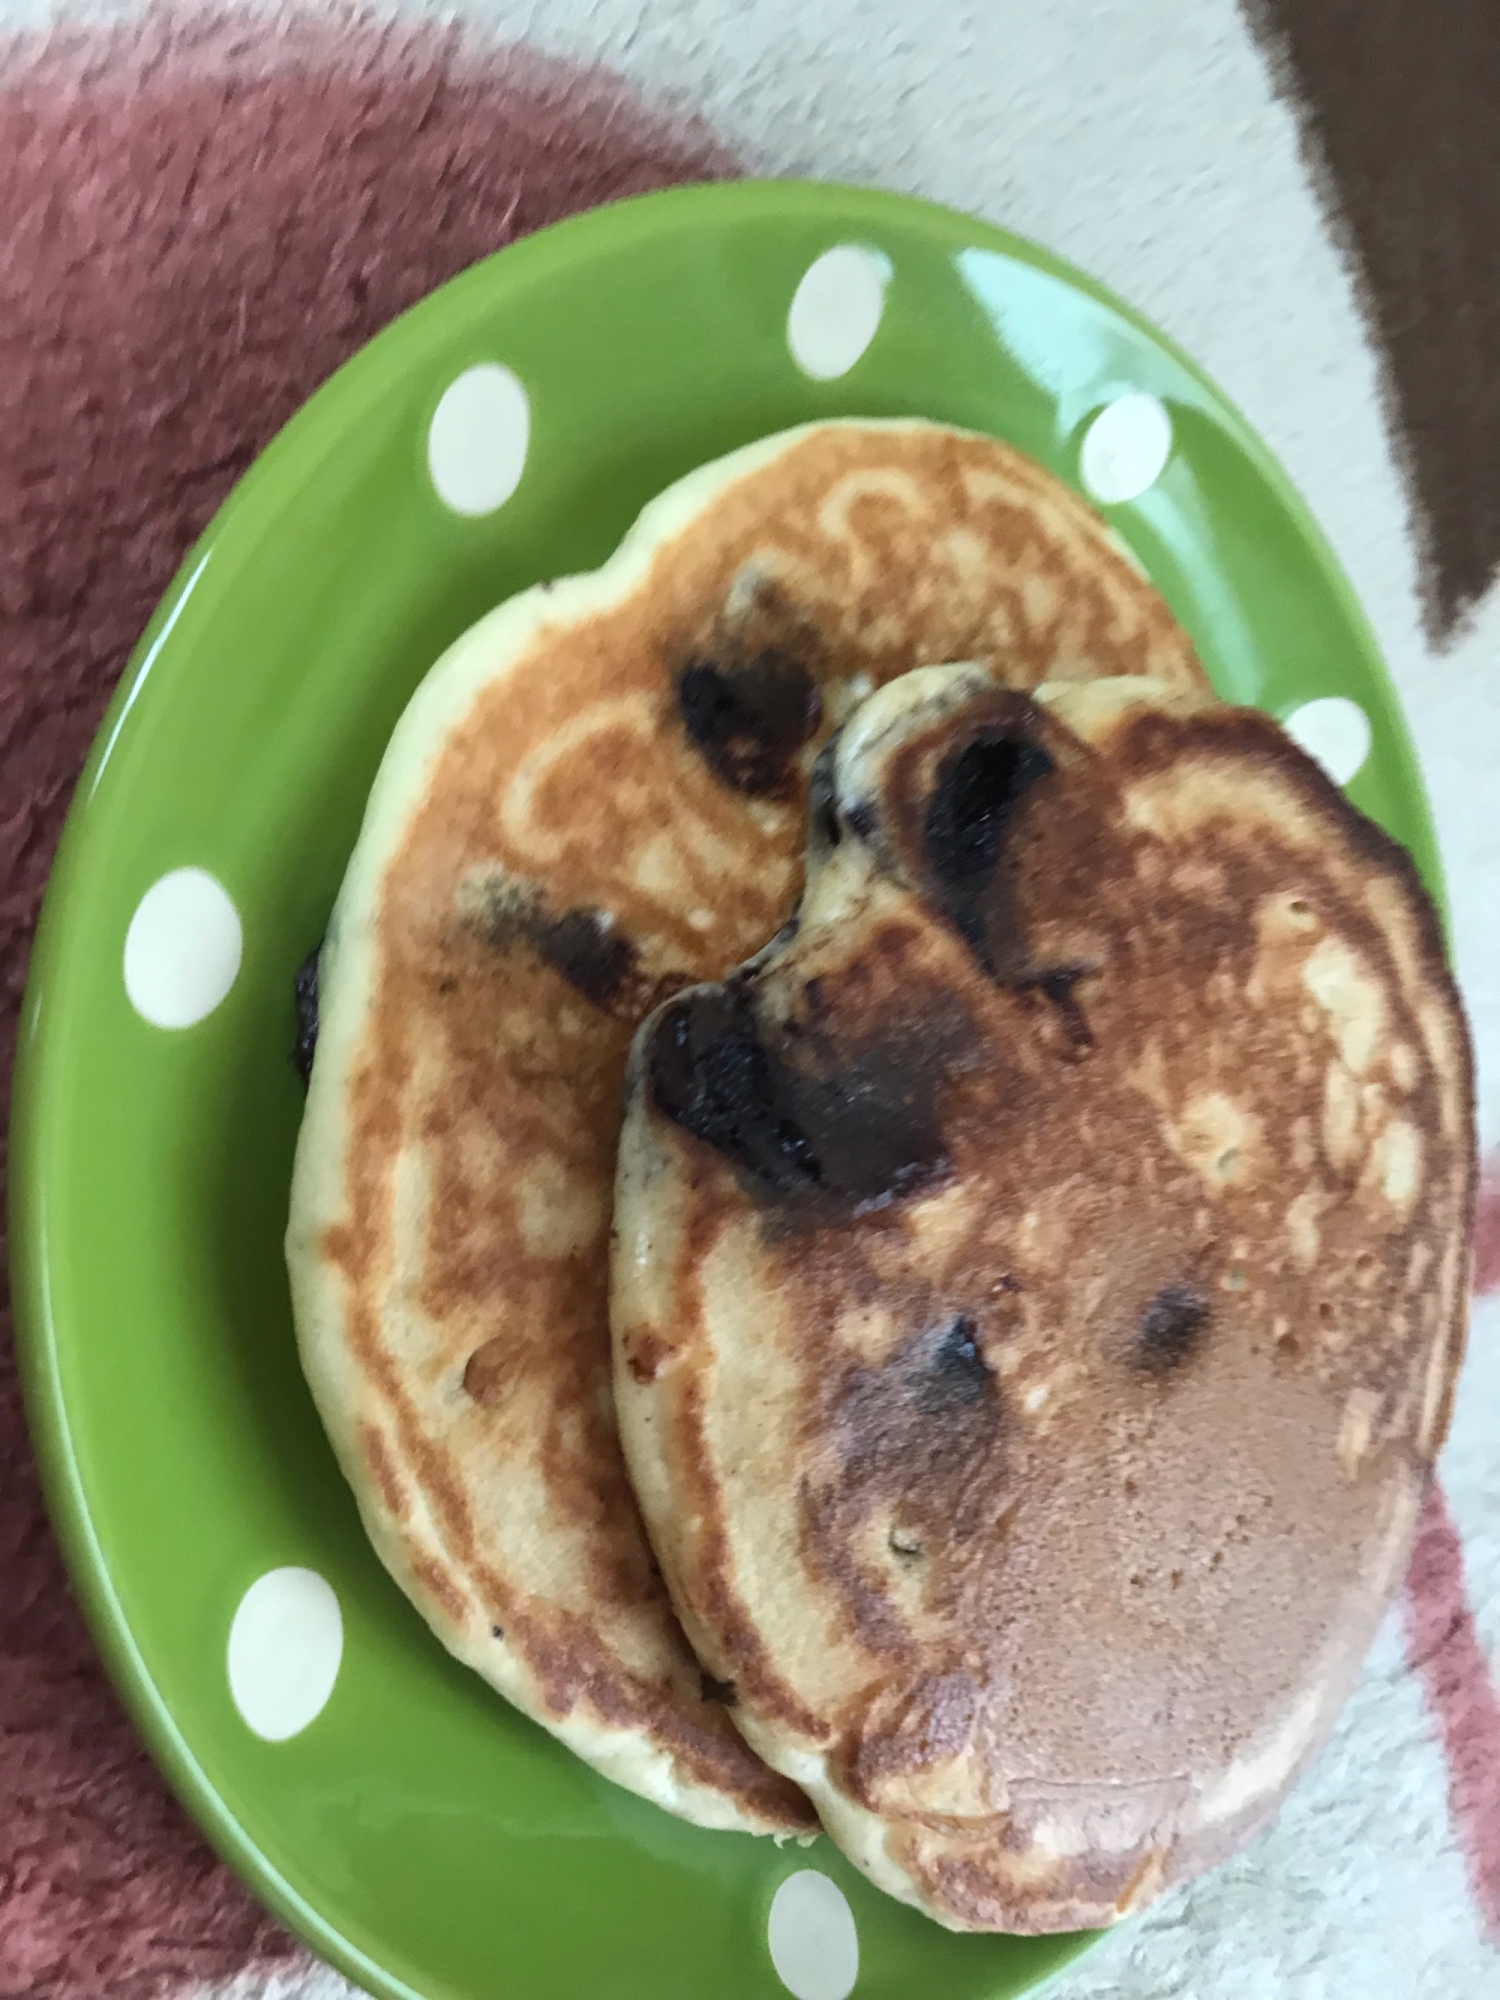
287, 421, 1474, 1931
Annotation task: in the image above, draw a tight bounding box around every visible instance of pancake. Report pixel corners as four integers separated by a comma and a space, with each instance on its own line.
610, 664, 1475, 1913
286, 420, 1210, 1831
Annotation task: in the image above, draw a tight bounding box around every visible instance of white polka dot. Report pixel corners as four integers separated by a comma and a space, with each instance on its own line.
768, 1871, 859, 2000
1283, 696, 1373, 788
1080, 392, 1174, 505
787, 246, 891, 381
123, 867, 242, 1029
427, 364, 530, 516
228, 1568, 343, 1742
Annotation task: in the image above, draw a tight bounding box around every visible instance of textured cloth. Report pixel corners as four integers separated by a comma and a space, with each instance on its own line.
1, 3, 1499, 1997
0, 15, 726, 1996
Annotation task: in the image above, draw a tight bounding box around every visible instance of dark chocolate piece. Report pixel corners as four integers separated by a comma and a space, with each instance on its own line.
677, 652, 821, 796
1016, 963, 1095, 1055
291, 943, 321, 1086
479, 884, 673, 1017
832, 1316, 1007, 1555
1136, 1284, 1209, 1373
923, 728, 1054, 973
646, 978, 951, 1209
521, 903, 637, 1011
647, 981, 821, 1199
784, 1038, 950, 1207
914, 1315, 994, 1414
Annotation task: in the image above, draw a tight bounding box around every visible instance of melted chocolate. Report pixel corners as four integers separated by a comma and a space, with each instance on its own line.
647, 981, 821, 1197
291, 943, 321, 1086
677, 651, 821, 796
786, 1037, 950, 1206
523, 904, 638, 1010
1016, 963, 1095, 1056
1136, 1284, 1209, 1373
922, 729, 1054, 974
480, 884, 666, 1017
646, 977, 951, 1208
831, 1316, 1007, 1557
914, 1316, 994, 1415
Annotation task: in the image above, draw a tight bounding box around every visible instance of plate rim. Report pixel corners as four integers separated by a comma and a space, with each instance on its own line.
8, 173, 1445, 2000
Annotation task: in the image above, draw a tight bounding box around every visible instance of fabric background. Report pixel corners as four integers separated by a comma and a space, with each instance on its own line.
2, 4, 1497, 1996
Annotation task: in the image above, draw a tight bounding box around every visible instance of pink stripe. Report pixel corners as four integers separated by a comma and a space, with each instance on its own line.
1403, 1479, 1500, 1938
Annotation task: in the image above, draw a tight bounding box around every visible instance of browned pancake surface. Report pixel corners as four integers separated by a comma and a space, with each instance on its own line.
611, 667, 1474, 1913
291, 422, 1208, 1828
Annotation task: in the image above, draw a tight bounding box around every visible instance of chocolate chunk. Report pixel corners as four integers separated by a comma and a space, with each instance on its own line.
291, 943, 321, 1086
923, 729, 1054, 972
647, 982, 821, 1199
1016, 963, 1095, 1055
491, 1623, 505, 1641
647, 978, 951, 1209
832, 1317, 1006, 1555
677, 651, 822, 796
914, 1316, 994, 1414
523, 904, 637, 1011
478, 884, 673, 1017
699, 1672, 737, 1705
786, 1038, 950, 1206
1136, 1285, 1209, 1373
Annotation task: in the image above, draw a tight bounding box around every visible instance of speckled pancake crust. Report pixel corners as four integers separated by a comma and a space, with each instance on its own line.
286, 422, 1209, 1831
611, 665, 1474, 1908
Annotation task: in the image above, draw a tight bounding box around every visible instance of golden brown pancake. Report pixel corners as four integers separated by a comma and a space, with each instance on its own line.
611, 664, 1475, 1910
286, 421, 1208, 1830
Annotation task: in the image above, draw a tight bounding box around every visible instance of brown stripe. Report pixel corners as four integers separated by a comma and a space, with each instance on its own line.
1243, 0, 1500, 641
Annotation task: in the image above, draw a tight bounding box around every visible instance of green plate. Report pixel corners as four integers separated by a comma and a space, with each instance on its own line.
10, 180, 1442, 2000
